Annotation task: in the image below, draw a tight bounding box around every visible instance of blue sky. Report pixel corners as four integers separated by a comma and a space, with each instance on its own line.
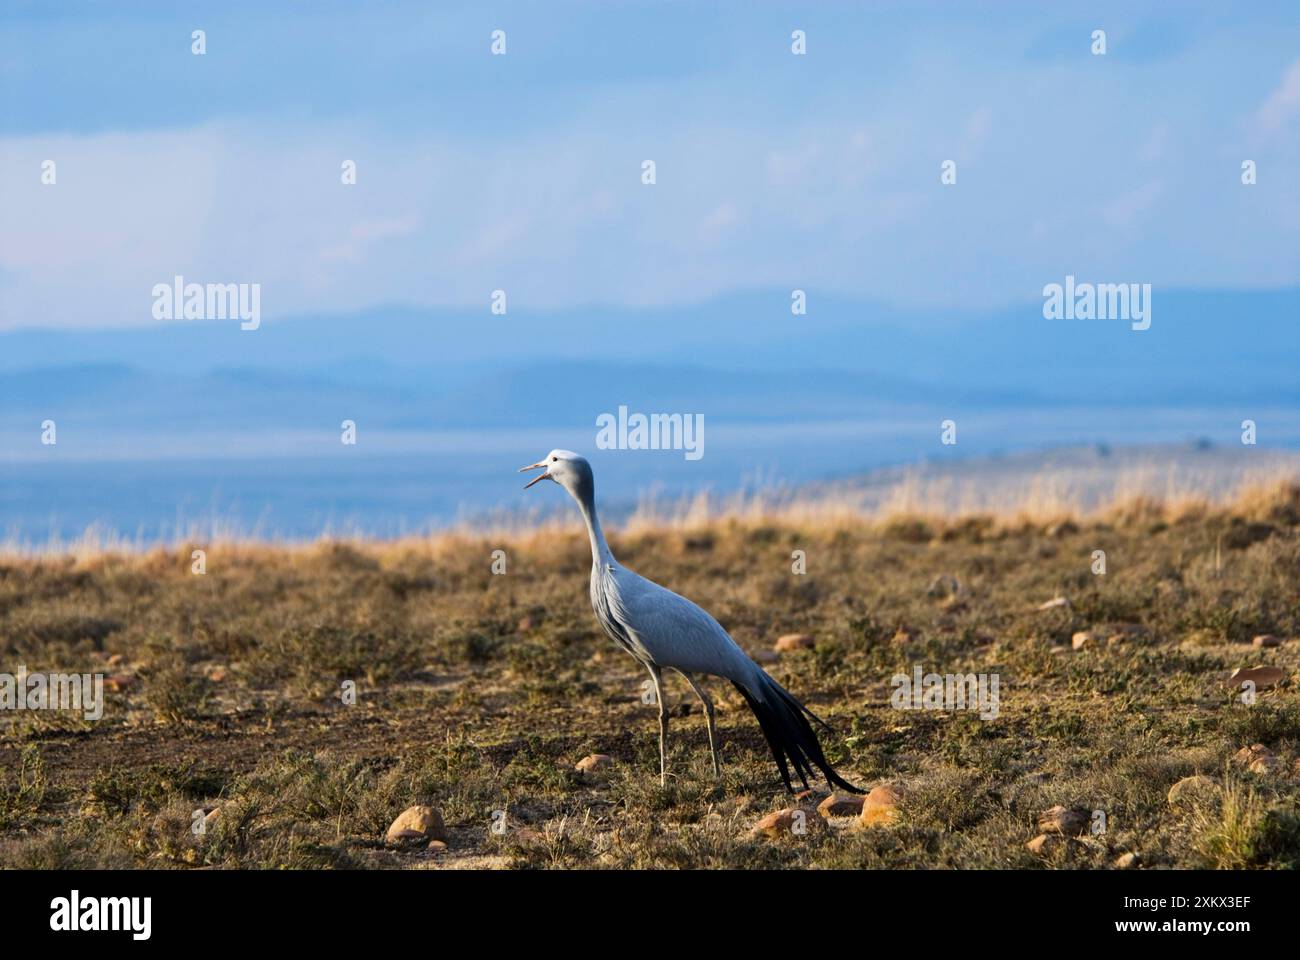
2, 0, 1299, 329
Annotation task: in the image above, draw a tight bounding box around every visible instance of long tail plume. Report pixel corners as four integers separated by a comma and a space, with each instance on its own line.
732, 670, 864, 794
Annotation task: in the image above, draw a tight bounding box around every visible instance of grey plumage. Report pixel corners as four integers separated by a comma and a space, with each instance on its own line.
521, 449, 862, 793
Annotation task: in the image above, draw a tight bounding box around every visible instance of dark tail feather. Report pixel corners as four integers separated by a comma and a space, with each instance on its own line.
732, 671, 864, 794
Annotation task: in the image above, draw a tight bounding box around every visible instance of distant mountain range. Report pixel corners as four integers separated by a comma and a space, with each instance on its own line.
2, 286, 1297, 436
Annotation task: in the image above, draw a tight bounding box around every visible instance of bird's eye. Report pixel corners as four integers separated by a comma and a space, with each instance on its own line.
551, 456, 557, 462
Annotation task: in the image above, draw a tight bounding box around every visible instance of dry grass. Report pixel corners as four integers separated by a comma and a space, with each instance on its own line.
1, 481, 1299, 869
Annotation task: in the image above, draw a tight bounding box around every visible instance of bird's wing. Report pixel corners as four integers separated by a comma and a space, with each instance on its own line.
603, 566, 754, 680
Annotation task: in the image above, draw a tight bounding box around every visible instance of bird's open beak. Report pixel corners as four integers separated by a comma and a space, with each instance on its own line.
519, 460, 551, 489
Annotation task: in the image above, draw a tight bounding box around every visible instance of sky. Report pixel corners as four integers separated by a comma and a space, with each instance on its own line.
1, 0, 1299, 331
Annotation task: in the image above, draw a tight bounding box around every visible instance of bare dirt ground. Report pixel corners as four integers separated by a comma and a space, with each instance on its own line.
2, 484, 1299, 869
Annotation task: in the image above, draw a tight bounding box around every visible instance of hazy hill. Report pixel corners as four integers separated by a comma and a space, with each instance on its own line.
1, 287, 1297, 434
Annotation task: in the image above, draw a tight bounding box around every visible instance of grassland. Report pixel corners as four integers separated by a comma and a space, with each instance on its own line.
2, 482, 1299, 869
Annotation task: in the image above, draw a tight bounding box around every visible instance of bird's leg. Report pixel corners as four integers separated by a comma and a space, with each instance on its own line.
679, 672, 721, 778
647, 665, 668, 787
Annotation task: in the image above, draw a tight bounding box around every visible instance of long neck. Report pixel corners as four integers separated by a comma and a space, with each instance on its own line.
574, 485, 614, 566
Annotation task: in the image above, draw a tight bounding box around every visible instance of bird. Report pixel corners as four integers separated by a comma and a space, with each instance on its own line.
521, 449, 862, 794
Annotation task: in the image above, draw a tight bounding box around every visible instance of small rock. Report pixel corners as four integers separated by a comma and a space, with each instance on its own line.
202, 807, 221, 830
1115, 852, 1139, 869
427, 839, 447, 852
817, 793, 866, 818
926, 574, 962, 599
1232, 743, 1272, 765
106, 653, 127, 668
753, 649, 780, 664
775, 633, 815, 652
1071, 631, 1093, 651
206, 665, 228, 682
517, 615, 536, 633
1037, 804, 1089, 837
793, 788, 823, 804
1252, 634, 1281, 648
1167, 775, 1219, 810
385, 805, 447, 844
103, 674, 134, 693
1223, 666, 1286, 691
1232, 744, 1279, 774
752, 807, 820, 839
1026, 833, 1067, 855
575, 753, 613, 773
1037, 596, 1071, 611
857, 784, 903, 827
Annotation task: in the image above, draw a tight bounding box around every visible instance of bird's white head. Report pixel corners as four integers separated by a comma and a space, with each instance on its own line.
519, 449, 595, 504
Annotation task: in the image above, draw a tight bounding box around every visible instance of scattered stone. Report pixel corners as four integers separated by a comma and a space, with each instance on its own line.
575, 753, 613, 773
385, 805, 447, 844
817, 793, 866, 818
857, 784, 904, 827
427, 840, 447, 852
206, 665, 228, 682
1037, 804, 1089, 837
202, 807, 221, 831
752, 807, 820, 839
775, 633, 815, 652
1232, 744, 1279, 775
1223, 666, 1286, 691
926, 574, 962, 598
1232, 743, 1271, 765
794, 788, 823, 804
1115, 852, 1140, 869
517, 616, 536, 633
1167, 775, 1219, 810
1072, 624, 1147, 649
1026, 833, 1067, 856
106, 653, 127, 668
753, 649, 780, 664
103, 675, 134, 693
1037, 596, 1071, 611
1252, 634, 1281, 648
